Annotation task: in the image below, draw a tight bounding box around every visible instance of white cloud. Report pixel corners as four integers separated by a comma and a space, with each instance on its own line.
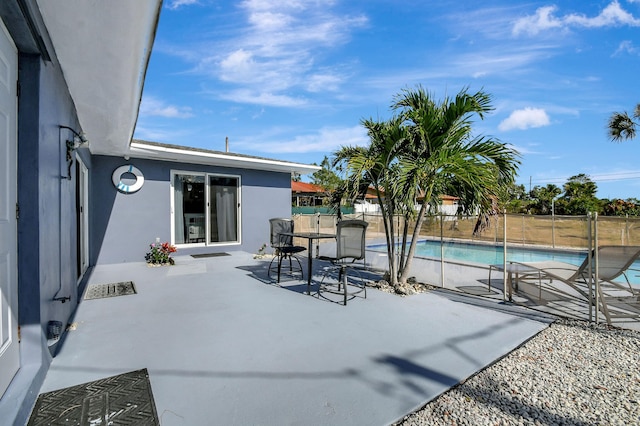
513, 6, 564, 36
613, 40, 640, 56
251, 108, 265, 120
194, 1, 367, 106
218, 89, 307, 108
139, 96, 194, 118
452, 46, 557, 78
236, 125, 368, 154
219, 49, 257, 83
506, 143, 541, 155
565, 1, 640, 27
444, 6, 528, 40
306, 73, 344, 92
133, 125, 188, 143
166, 0, 199, 10
513, 1, 640, 36
499, 108, 551, 131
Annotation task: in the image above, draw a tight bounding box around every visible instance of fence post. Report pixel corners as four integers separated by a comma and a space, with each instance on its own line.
551, 210, 556, 249
587, 212, 597, 322
440, 213, 445, 288
594, 212, 600, 324
315, 212, 321, 256
626, 214, 629, 245
503, 210, 508, 302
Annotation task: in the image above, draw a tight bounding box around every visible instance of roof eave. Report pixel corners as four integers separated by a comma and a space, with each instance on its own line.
36, 0, 162, 157
127, 141, 321, 175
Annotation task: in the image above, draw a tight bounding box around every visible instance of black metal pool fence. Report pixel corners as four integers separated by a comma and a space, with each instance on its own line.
294, 212, 640, 249
293, 212, 640, 327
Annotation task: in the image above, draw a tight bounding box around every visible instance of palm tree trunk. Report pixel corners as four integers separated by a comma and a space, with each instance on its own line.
399, 176, 437, 285
398, 214, 410, 274
398, 197, 430, 284
379, 195, 399, 288
384, 213, 399, 287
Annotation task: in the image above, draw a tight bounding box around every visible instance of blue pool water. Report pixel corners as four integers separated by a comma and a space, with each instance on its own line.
369, 240, 640, 286
370, 239, 586, 266
421, 240, 586, 266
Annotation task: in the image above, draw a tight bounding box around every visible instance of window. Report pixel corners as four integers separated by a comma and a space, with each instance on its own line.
172, 171, 241, 246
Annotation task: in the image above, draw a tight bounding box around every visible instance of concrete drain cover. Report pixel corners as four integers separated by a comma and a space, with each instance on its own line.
84, 281, 137, 300
28, 368, 159, 425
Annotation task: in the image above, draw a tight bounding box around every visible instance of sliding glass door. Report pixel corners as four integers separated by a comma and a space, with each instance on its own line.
172, 171, 240, 246
209, 176, 239, 243
173, 174, 206, 244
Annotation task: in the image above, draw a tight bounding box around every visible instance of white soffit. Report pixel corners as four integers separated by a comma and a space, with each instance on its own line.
36, 0, 162, 156
129, 141, 321, 175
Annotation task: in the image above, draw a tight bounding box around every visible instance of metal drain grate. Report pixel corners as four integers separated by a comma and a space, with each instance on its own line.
191, 252, 230, 258
84, 281, 137, 300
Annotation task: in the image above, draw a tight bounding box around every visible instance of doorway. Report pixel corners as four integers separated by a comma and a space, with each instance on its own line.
76, 156, 89, 279
171, 172, 241, 246
0, 17, 20, 399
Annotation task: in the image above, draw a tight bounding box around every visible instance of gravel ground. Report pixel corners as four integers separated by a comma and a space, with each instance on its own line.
396, 319, 640, 426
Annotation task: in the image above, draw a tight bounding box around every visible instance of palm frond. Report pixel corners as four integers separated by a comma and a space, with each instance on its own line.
333, 85, 520, 286
608, 111, 637, 142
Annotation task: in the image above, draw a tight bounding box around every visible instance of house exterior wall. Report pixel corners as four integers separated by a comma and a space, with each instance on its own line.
91, 155, 293, 265
1, 46, 84, 426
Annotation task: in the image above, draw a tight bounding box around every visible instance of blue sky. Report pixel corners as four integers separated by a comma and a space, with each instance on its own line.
135, 0, 640, 199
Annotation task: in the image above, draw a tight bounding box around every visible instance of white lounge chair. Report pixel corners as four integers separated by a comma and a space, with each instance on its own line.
516, 245, 640, 324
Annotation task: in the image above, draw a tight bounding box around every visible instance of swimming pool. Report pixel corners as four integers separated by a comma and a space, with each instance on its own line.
369, 239, 640, 286
370, 239, 586, 266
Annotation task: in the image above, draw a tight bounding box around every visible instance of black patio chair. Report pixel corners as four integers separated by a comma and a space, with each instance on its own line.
268, 218, 306, 283
317, 219, 369, 305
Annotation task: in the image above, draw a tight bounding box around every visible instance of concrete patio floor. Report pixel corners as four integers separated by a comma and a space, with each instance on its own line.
39, 251, 553, 425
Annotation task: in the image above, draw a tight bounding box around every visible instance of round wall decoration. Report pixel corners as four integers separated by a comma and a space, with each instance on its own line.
112, 164, 144, 194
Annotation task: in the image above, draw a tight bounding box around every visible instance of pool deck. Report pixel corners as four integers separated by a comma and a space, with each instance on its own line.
39, 251, 553, 425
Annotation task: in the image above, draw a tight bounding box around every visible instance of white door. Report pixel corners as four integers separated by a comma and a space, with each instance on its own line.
0, 19, 19, 398
76, 157, 89, 278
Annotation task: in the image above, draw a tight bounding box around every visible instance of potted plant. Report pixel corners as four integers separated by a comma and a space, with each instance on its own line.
145, 241, 177, 265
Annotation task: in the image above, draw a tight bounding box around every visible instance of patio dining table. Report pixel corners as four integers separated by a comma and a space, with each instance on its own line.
286, 232, 336, 294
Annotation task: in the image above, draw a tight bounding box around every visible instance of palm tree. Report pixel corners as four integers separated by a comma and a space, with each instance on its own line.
608, 103, 640, 141
332, 115, 410, 285
333, 86, 520, 289
393, 87, 520, 284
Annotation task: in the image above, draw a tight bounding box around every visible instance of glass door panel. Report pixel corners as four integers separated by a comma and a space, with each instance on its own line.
209, 176, 239, 243
173, 174, 205, 244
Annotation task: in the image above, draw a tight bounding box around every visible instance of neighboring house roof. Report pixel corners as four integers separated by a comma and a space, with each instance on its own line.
364, 186, 380, 199
129, 140, 321, 175
415, 189, 460, 202
290, 182, 380, 199
340, 185, 459, 202
292, 181, 326, 193
36, 0, 162, 157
